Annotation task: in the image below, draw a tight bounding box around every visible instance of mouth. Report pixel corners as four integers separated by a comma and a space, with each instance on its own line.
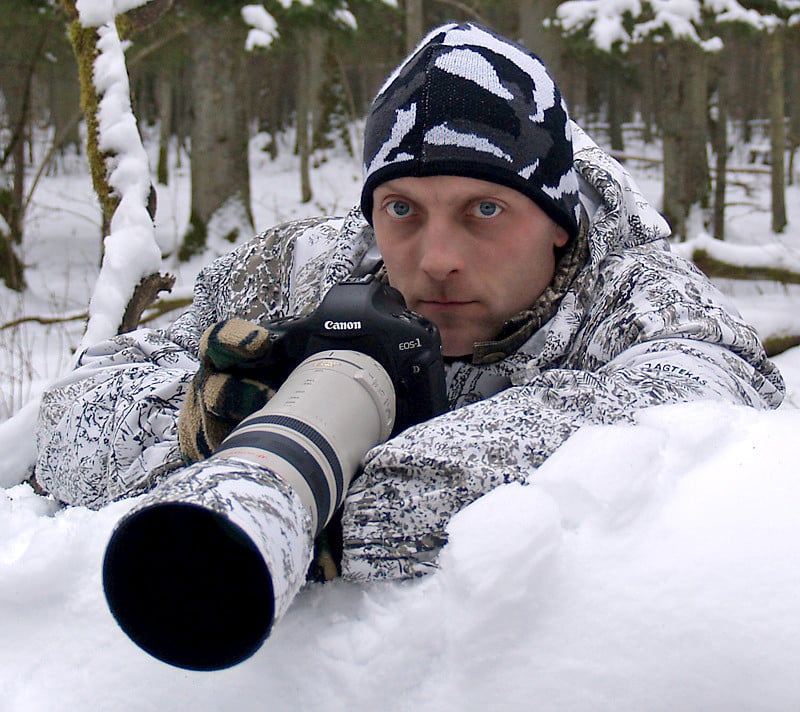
418, 299, 476, 308
417, 300, 477, 317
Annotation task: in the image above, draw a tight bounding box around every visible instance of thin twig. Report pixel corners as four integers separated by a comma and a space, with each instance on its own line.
139, 295, 193, 324
0, 311, 87, 331
24, 109, 84, 216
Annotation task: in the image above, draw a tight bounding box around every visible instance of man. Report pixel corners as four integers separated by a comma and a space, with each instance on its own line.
34, 23, 783, 582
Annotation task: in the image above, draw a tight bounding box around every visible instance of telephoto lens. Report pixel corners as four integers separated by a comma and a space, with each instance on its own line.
102, 350, 395, 671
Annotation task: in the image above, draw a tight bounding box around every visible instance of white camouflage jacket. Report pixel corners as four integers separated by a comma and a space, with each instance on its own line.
34, 126, 784, 580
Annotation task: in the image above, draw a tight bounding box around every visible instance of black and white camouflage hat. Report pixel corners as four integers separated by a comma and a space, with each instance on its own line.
361, 23, 580, 239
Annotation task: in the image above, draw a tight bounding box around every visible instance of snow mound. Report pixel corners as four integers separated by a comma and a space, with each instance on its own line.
2, 399, 799, 711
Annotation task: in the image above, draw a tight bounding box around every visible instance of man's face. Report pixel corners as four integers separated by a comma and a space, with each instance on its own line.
372, 175, 569, 357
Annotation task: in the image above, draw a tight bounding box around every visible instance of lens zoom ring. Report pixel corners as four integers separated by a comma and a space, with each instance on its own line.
220, 415, 344, 515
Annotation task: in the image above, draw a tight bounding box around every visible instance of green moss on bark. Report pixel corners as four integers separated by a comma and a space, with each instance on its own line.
178, 211, 208, 262
67, 19, 118, 233
692, 249, 800, 284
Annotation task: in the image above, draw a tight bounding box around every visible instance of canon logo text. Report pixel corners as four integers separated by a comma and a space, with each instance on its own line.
324, 320, 362, 330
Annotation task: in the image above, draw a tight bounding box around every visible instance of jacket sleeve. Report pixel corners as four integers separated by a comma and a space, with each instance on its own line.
33, 328, 199, 509
32, 228, 288, 509
32, 217, 351, 509
340, 247, 785, 582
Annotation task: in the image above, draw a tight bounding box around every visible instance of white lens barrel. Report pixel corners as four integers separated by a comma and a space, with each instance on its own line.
216, 350, 395, 533
103, 457, 312, 671
103, 349, 396, 670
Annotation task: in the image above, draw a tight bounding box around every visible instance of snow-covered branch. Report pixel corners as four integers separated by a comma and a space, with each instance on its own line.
242, 4, 280, 51
74, 0, 164, 351
555, 0, 794, 53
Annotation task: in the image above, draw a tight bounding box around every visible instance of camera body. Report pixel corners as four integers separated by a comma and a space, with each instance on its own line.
245, 274, 449, 435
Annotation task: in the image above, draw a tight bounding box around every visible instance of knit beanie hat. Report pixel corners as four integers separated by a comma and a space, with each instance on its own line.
361, 23, 580, 240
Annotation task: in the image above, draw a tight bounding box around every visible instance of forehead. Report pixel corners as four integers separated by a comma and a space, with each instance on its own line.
374, 175, 532, 203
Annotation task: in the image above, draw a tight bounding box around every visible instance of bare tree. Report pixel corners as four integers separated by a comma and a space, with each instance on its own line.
768, 24, 787, 233
405, 0, 424, 53
0, 1, 57, 289
657, 39, 710, 240
178, 2, 253, 260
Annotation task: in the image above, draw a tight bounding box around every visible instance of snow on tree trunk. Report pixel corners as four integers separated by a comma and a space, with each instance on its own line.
69, 0, 169, 351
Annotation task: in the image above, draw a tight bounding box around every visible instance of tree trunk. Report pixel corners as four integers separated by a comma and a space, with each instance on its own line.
297, 56, 312, 204
8, 119, 26, 246
518, 0, 562, 79
711, 96, 728, 241
0, 233, 25, 291
768, 26, 787, 233
710, 47, 731, 241
296, 28, 326, 205
606, 65, 625, 153
45, 47, 82, 160
786, 25, 800, 186
180, 14, 253, 260
658, 40, 710, 241
635, 44, 657, 144
155, 65, 173, 186
405, 0, 424, 54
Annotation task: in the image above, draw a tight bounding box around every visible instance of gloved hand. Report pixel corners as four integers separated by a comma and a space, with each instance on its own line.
178, 318, 276, 463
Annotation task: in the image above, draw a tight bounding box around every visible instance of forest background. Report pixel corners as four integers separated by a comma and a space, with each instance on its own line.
1, 0, 800, 423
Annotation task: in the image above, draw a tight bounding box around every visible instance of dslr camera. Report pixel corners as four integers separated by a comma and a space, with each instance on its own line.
103, 274, 449, 671
244, 272, 449, 436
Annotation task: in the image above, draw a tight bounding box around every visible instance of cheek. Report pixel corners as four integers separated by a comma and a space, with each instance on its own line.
499, 239, 558, 301
374, 242, 409, 295
376, 233, 414, 275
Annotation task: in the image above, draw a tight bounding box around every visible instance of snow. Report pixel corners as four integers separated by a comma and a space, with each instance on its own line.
3, 397, 800, 710
674, 231, 800, 272
555, 0, 791, 51
242, 5, 279, 51
333, 8, 358, 30
2, 3, 800, 707
75, 0, 152, 27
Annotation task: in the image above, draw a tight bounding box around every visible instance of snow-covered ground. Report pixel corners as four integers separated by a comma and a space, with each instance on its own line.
2, 121, 800, 710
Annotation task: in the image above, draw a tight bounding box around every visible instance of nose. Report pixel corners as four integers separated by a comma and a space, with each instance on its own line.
418, 217, 465, 282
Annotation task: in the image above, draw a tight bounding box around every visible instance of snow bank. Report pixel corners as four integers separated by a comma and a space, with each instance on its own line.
2, 396, 799, 711
674, 231, 800, 273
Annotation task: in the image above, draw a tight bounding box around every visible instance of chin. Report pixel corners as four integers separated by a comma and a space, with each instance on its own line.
438, 325, 485, 358
441, 339, 475, 359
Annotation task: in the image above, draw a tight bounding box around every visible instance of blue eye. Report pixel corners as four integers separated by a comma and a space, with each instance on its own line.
387, 200, 412, 218
476, 201, 501, 218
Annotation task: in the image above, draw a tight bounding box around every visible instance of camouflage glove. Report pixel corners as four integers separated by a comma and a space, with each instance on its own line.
178, 318, 276, 463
